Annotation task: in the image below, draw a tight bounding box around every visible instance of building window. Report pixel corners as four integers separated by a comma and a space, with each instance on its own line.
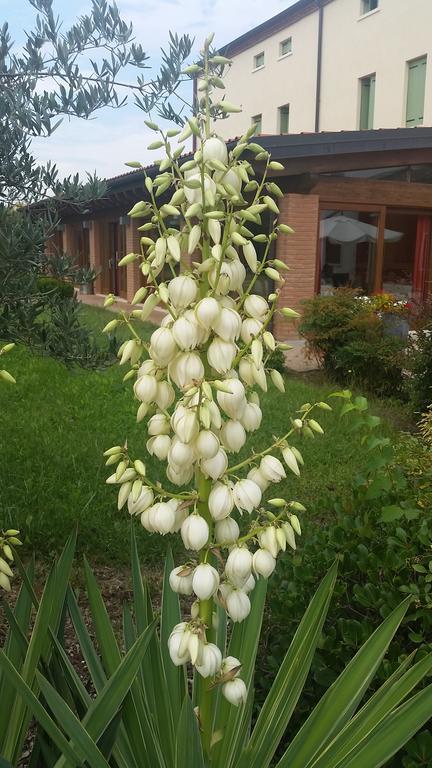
253, 52, 264, 70
278, 105, 290, 134
406, 56, 427, 127
279, 38, 292, 57
252, 114, 262, 134
361, 0, 378, 14
359, 74, 376, 129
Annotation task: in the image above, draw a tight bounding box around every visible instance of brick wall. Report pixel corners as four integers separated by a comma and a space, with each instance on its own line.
273, 193, 320, 340
125, 220, 143, 302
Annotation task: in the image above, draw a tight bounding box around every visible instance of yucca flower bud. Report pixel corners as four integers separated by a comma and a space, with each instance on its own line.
225, 547, 253, 587
216, 378, 246, 419
290, 514, 301, 535
195, 296, 220, 329
146, 434, 171, 460
207, 338, 236, 374
269, 368, 284, 393
169, 565, 194, 595
260, 455, 286, 482
195, 642, 222, 678
146, 502, 176, 534
181, 514, 209, 551
243, 240, 257, 272
240, 402, 262, 432
213, 307, 242, 342
155, 380, 175, 410
220, 420, 246, 453
208, 218, 221, 244
241, 318, 263, 344
221, 656, 242, 676
134, 374, 158, 403
233, 478, 262, 514
192, 563, 220, 600
245, 467, 266, 492
282, 446, 300, 476
201, 448, 228, 480
188, 224, 201, 254
127, 486, 154, 516
149, 327, 177, 366
253, 548, 276, 578
208, 482, 234, 521
168, 275, 198, 310
252, 363, 268, 392
244, 295, 269, 319
168, 438, 194, 469
170, 352, 204, 389
282, 521, 296, 550
208, 400, 222, 430
238, 357, 255, 387
172, 316, 199, 351
195, 430, 220, 460
202, 136, 228, 165
215, 516, 239, 545
223, 677, 247, 706
225, 587, 251, 622
168, 622, 191, 665
171, 406, 199, 443
258, 526, 279, 558
148, 412, 171, 436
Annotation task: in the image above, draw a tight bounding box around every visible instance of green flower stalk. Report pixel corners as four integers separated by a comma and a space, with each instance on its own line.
104, 35, 328, 755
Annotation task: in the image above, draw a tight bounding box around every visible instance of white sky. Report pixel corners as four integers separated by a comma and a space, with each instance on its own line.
6, 0, 298, 180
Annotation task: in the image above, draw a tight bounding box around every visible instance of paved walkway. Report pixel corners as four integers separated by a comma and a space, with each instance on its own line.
78, 292, 319, 372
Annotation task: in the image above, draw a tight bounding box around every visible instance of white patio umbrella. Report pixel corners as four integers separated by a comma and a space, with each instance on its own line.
320, 214, 403, 244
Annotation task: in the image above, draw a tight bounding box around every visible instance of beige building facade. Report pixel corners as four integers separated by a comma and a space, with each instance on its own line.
216, 0, 432, 138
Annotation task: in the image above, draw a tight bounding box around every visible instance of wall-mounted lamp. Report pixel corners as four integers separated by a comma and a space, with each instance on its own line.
119, 215, 129, 226
56, 223, 65, 232
82, 220, 92, 230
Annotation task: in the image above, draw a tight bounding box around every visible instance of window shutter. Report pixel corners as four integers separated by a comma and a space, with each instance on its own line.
406, 56, 427, 126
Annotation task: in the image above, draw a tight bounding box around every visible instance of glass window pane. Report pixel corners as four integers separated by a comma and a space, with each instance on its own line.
359, 74, 375, 129
319, 210, 379, 294
279, 105, 289, 134
382, 212, 417, 298
252, 114, 262, 134
280, 38, 292, 56
254, 52, 264, 69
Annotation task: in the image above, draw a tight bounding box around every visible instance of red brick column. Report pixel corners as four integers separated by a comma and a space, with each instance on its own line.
62, 222, 78, 262
89, 220, 105, 294
125, 219, 144, 302
273, 193, 320, 340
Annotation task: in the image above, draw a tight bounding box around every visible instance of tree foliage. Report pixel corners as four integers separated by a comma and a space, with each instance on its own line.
0, 0, 193, 203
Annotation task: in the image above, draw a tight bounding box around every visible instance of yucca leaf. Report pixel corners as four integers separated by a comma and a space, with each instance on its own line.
0, 650, 81, 767
161, 547, 186, 724
2, 531, 76, 764
336, 683, 432, 768
35, 673, 111, 768
277, 597, 411, 768
238, 561, 338, 768
50, 619, 156, 768
310, 652, 432, 768
175, 695, 205, 768
212, 575, 267, 768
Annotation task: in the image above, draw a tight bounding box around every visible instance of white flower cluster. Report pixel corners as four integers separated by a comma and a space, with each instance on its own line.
105, 46, 328, 710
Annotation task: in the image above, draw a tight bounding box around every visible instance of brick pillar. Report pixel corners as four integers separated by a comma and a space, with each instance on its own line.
273, 193, 320, 340
89, 220, 104, 294
125, 219, 144, 302
62, 222, 77, 262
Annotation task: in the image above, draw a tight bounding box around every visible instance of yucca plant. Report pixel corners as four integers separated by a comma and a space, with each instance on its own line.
2, 32, 432, 768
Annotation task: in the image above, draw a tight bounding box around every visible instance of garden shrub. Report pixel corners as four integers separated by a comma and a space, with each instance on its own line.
36, 276, 75, 299
409, 330, 432, 414
257, 402, 432, 766
299, 289, 407, 398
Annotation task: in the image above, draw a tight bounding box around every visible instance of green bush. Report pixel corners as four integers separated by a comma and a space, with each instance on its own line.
36, 276, 75, 299
257, 398, 432, 767
409, 331, 432, 413
299, 290, 407, 399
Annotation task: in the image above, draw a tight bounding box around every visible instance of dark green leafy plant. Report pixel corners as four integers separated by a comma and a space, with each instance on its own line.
299, 290, 407, 399
258, 394, 432, 767
36, 276, 75, 300
408, 331, 432, 414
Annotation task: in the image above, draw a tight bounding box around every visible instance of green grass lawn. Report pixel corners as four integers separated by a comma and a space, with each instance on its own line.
0, 305, 404, 567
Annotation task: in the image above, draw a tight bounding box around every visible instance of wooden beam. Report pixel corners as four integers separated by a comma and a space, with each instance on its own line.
374, 207, 386, 293
312, 177, 432, 208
